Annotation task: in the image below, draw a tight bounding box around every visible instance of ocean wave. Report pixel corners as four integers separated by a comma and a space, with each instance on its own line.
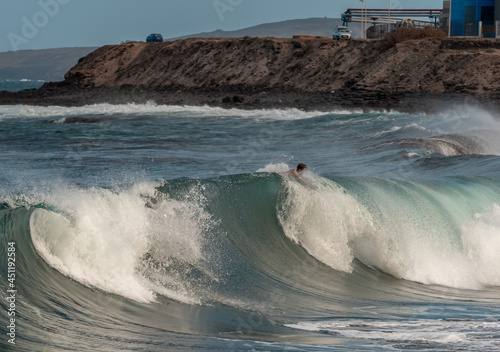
395, 134, 484, 156
369, 133, 489, 156
27, 181, 213, 304
1, 171, 498, 310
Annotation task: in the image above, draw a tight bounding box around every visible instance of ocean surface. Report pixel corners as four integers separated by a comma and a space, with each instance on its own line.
0, 101, 499, 351
0, 80, 45, 92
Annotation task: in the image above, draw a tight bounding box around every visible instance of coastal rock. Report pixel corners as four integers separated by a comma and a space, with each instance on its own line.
2, 37, 500, 112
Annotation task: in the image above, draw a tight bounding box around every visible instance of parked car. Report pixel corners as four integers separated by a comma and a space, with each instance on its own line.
333, 26, 352, 40
146, 33, 163, 42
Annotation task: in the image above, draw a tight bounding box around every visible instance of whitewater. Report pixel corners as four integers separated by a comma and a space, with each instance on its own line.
0, 102, 499, 351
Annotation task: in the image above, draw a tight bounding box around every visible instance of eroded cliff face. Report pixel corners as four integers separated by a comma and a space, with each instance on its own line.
64, 37, 500, 96
2, 37, 500, 111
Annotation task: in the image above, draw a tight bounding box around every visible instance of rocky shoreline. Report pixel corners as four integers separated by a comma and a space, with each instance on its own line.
2, 37, 500, 112
2, 83, 497, 113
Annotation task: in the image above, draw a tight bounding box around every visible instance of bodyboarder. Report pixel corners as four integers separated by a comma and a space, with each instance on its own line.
286, 163, 315, 189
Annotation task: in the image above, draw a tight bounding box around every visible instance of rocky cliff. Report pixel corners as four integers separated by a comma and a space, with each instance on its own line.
2, 37, 500, 111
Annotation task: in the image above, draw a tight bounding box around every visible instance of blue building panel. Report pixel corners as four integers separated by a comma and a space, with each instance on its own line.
450, 0, 496, 36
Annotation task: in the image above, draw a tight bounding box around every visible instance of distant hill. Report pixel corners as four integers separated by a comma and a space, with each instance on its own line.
0, 47, 97, 82
170, 18, 361, 40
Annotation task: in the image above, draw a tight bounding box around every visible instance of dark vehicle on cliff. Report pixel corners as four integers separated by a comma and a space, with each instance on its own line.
146, 33, 163, 42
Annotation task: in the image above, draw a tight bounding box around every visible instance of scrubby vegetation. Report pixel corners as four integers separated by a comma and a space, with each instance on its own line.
382, 26, 447, 49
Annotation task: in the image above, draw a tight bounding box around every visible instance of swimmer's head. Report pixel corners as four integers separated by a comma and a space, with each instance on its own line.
296, 163, 307, 172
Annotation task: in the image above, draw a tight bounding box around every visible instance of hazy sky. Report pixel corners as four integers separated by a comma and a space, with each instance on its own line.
1, 0, 442, 52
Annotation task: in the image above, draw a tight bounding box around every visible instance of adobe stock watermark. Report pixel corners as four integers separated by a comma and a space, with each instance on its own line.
213, 0, 243, 21
7, 0, 71, 51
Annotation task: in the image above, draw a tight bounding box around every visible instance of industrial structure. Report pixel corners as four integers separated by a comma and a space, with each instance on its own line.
442, 0, 499, 37
342, 1, 500, 38
341, 8, 442, 39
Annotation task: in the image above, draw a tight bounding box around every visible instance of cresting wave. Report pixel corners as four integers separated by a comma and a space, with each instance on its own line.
367, 106, 500, 157
26, 182, 214, 304
368, 130, 500, 157
279, 171, 500, 289
1, 169, 497, 308
376, 133, 491, 156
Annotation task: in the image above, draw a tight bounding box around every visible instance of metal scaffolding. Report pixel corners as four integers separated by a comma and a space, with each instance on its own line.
342, 8, 443, 35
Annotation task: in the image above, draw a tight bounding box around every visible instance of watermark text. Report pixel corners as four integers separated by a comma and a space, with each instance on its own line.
6, 242, 17, 345
213, 0, 243, 21
7, 0, 71, 51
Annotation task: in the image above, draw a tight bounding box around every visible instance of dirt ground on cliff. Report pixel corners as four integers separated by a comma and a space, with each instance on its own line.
63, 37, 500, 95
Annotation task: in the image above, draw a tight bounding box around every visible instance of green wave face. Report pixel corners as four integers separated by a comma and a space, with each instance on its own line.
2, 172, 499, 312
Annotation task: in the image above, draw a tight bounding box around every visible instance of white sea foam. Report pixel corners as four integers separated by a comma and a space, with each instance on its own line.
374, 123, 427, 136
461, 203, 500, 287
285, 319, 500, 351
0, 102, 357, 122
277, 169, 372, 273
256, 162, 290, 173
29, 182, 213, 304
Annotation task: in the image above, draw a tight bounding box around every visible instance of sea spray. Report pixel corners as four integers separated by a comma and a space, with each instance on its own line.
461, 203, 500, 287
29, 184, 156, 302
138, 182, 217, 304
29, 182, 216, 303
277, 170, 372, 273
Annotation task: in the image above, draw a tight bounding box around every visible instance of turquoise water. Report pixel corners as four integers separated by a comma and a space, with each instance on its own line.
0, 103, 499, 351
